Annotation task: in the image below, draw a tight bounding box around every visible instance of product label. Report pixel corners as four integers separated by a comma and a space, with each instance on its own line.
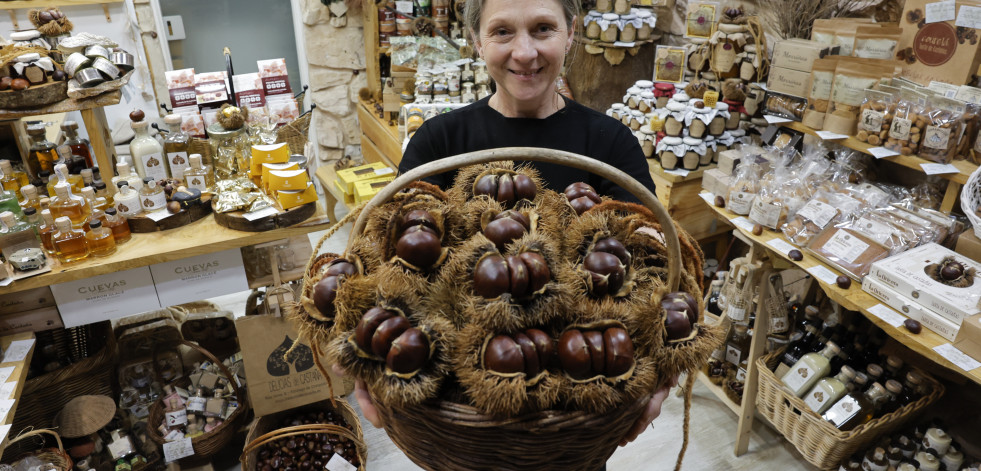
735, 367, 747, 383
140, 190, 167, 212
725, 345, 742, 366
236, 89, 266, 109
186, 396, 206, 413
854, 217, 896, 245
728, 191, 754, 215
261, 76, 292, 97
859, 108, 884, 132
890, 117, 912, 140
824, 395, 860, 428
108, 437, 134, 460
823, 230, 870, 264
727, 303, 747, 322
804, 385, 832, 413
140, 152, 168, 181
168, 151, 190, 180
187, 174, 208, 193
854, 39, 898, 60
770, 313, 789, 334
781, 362, 817, 393
923, 125, 952, 150
711, 347, 725, 361
165, 408, 188, 427
749, 197, 783, 229
810, 71, 834, 99
796, 200, 837, 228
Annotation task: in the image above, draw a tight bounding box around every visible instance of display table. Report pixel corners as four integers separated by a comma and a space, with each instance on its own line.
647, 160, 730, 242
0, 332, 36, 458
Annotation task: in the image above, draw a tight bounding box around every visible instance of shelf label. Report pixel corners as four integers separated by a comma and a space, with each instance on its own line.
699, 192, 715, 205
150, 249, 248, 308
664, 168, 690, 177
0, 381, 16, 400
926, 0, 956, 23
163, 437, 195, 463
1, 340, 32, 364
814, 130, 848, 140
244, 206, 279, 221
0, 399, 15, 423
764, 114, 792, 124
766, 238, 796, 255
867, 303, 907, 327
326, 454, 357, 471
920, 163, 959, 175
0, 367, 13, 385
806, 265, 840, 285
933, 343, 981, 372
145, 209, 173, 222
730, 216, 756, 233
613, 41, 637, 48
52, 267, 160, 328
867, 147, 900, 159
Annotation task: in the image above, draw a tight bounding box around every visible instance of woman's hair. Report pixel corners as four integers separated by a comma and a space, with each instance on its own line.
464, 0, 579, 38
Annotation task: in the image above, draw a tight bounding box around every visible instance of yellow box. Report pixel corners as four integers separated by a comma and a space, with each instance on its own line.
277, 182, 317, 210
267, 169, 310, 192
336, 162, 395, 194
334, 180, 356, 206
250, 143, 291, 174
354, 175, 395, 204
260, 162, 300, 189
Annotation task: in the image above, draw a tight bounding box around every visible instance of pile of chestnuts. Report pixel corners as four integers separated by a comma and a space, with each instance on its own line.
254, 410, 361, 471
482, 209, 531, 251
557, 326, 635, 380
394, 209, 445, 270
581, 237, 631, 297
482, 329, 556, 378
472, 251, 550, 299
661, 291, 699, 343
311, 259, 358, 322
473, 172, 537, 207
354, 307, 431, 375
565, 182, 602, 215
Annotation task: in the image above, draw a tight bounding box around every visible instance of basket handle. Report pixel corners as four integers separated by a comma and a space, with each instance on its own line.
178, 340, 245, 405
348, 147, 682, 292
239, 424, 366, 466
8, 428, 64, 452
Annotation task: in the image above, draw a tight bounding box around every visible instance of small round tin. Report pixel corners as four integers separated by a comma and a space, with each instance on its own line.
110, 51, 135, 71
84, 45, 110, 60
64, 53, 91, 77
91, 57, 120, 79
75, 68, 104, 87
11, 248, 46, 271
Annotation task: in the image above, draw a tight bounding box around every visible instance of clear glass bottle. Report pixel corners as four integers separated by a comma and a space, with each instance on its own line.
51, 183, 88, 228
822, 381, 891, 431
186, 388, 207, 414
163, 114, 191, 181
46, 164, 84, 198
879, 379, 906, 415
865, 363, 884, 386
52, 216, 89, 263
725, 324, 750, 367
0, 159, 27, 199
129, 118, 168, 181
27, 124, 57, 183
138, 178, 166, 213
39, 209, 56, 254
81, 187, 108, 213
21, 207, 41, 231
183, 154, 214, 193
80, 168, 94, 188
0, 210, 33, 237
0, 188, 23, 221
883, 355, 904, 382
777, 325, 819, 377
804, 365, 856, 414
61, 121, 94, 168
85, 218, 116, 257
782, 341, 840, 397
113, 182, 142, 218
104, 207, 131, 244
93, 180, 112, 207
19, 184, 40, 213
899, 371, 925, 404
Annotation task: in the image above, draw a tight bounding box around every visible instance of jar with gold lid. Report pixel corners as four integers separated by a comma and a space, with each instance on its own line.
584, 11, 602, 39
682, 136, 706, 170
710, 102, 730, 135
656, 136, 685, 170
636, 9, 655, 40
619, 13, 638, 43
599, 13, 620, 43
685, 99, 716, 139
663, 99, 688, 137
406, 107, 426, 134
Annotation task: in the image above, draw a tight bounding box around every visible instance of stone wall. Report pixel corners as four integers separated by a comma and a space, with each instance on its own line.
301, 0, 368, 164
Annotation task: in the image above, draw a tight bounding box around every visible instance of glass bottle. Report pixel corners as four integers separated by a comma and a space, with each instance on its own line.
61, 121, 95, 168
129, 118, 168, 181
0, 160, 27, 199
725, 324, 750, 367
163, 114, 191, 181
27, 124, 57, 183
93, 180, 112, 206
782, 341, 840, 397
777, 325, 819, 378
822, 381, 891, 431
804, 365, 856, 414
183, 154, 214, 193
0, 210, 34, 239
916, 450, 942, 471
113, 182, 142, 218
899, 371, 924, 404
59, 143, 87, 176
138, 178, 166, 213
50, 183, 87, 228
879, 379, 905, 415
706, 279, 723, 316
865, 363, 884, 385
84, 219, 116, 257
838, 455, 862, 471
104, 208, 131, 244
862, 447, 889, 471
80, 168, 94, 188
112, 162, 144, 192
84, 209, 107, 232
52, 216, 89, 263
883, 355, 904, 382
81, 187, 108, 213
38, 209, 56, 254
46, 163, 84, 198
19, 184, 40, 213
0, 187, 24, 219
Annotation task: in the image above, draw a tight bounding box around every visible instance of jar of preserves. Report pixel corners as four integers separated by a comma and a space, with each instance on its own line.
608, 103, 627, 121
686, 99, 714, 139
711, 102, 730, 135
584, 11, 602, 39
623, 86, 642, 109
657, 136, 685, 170
629, 109, 645, 131
445, 65, 461, 96
638, 91, 655, 113
406, 107, 426, 134
653, 82, 675, 109
638, 127, 656, 158
613, 0, 630, 15
595, 0, 613, 13
635, 79, 654, 93
714, 132, 733, 158
636, 10, 654, 40
599, 13, 620, 43
619, 13, 638, 43
664, 98, 688, 137
682, 136, 706, 170
702, 136, 716, 166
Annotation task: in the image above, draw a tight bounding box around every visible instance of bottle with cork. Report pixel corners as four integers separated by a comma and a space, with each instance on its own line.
163, 114, 190, 181
103, 208, 131, 244
128, 109, 168, 181
111, 162, 143, 192
52, 216, 89, 263
0, 160, 28, 199
50, 182, 88, 228
182, 154, 214, 193
61, 121, 94, 168
26, 124, 56, 183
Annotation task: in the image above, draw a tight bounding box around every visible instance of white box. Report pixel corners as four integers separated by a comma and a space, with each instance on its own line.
862, 277, 960, 341
868, 243, 981, 325
0, 286, 56, 315
701, 168, 731, 198
718, 150, 742, 175
0, 305, 63, 335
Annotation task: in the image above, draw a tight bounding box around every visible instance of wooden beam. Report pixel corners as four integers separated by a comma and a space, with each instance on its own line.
80, 106, 118, 196
131, 0, 172, 117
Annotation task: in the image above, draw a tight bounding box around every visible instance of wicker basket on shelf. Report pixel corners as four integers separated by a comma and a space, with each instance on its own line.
275, 110, 311, 156
755, 348, 944, 470
960, 164, 981, 238
4, 429, 72, 471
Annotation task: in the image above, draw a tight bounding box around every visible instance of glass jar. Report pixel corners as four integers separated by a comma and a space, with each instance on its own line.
723, 99, 743, 129
619, 14, 638, 43
378, 6, 396, 45
608, 103, 627, 121
462, 83, 477, 103
461, 62, 475, 83
477, 83, 492, 100
711, 102, 730, 135
629, 110, 645, 131
207, 124, 250, 180
653, 82, 675, 109
686, 99, 713, 139
599, 13, 619, 43
445, 65, 461, 96
614, 0, 630, 15
636, 10, 654, 40
638, 128, 656, 158
585, 12, 602, 40
595, 0, 613, 13
682, 136, 705, 170
396, 15, 412, 36
432, 68, 448, 103
406, 108, 426, 134
635, 80, 654, 93
657, 136, 685, 170
714, 132, 733, 158
638, 91, 655, 113
664, 99, 688, 137
623, 86, 642, 109
728, 129, 746, 149
415, 70, 433, 102
702, 136, 716, 166
474, 60, 491, 85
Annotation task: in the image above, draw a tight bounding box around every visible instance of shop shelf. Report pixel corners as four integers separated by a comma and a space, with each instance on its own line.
0, 332, 36, 457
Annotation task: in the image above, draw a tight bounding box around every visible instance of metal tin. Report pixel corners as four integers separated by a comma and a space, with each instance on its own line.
84, 45, 110, 59
91, 57, 119, 79
10, 248, 46, 271
15, 53, 41, 63
110, 51, 135, 71
9, 30, 40, 41
64, 52, 91, 77
75, 68, 104, 87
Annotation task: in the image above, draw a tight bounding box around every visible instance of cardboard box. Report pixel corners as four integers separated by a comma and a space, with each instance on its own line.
767, 66, 812, 98
953, 313, 981, 362
717, 149, 742, 175
336, 163, 395, 194
868, 243, 981, 325
0, 305, 63, 335
277, 183, 318, 210
862, 277, 961, 341
955, 230, 981, 263
250, 143, 291, 174
0, 286, 56, 314
897, 0, 981, 86
354, 176, 395, 204
266, 169, 309, 192
260, 162, 300, 186
772, 40, 833, 72
701, 168, 731, 198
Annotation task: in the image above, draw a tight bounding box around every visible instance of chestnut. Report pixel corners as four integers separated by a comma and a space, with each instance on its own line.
396, 226, 442, 268
129, 109, 145, 122
565, 186, 602, 204
570, 196, 597, 215
788, 249, 803, 261
0, 77, 10, 90
371, 315, 410, 359
484, 217, 527, 251
752, 224, 763, 236
714, 195, 725, 208
583, 251, 625, 297
10, 78, 28, 91
506, 255, 530, 298
473, 254, 510, 298
564, 182, 594, 194
663, 292, 698, 325
400, 209, 438, 233
355, 307, 396, 354
941, 261, 965, 281
836, 275, 852, 289
512, 174, 537, 201
493, 209, 531, 229
323, 259, 357, 278
167, 201, 181, 214
664, 309, 693, 342
524, 328, 554, 370
904, 319, 922, 334
387, 328, 430, 374
473, 174, 499, 198
558, 329, 593, 379
583, 330, 606, 376
513, 332, 540, 377
518, 252, 550, 294
311, 276, 340, 320
484, 335, 524, 374
603, 327, 634, 376
592, 237, 631, 266
496, 174, 515, 204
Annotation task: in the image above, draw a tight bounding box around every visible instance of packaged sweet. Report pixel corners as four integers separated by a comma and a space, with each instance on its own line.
803, 58, 839, 129
855, 88, 895, 145
727, 157, 767, 215
883, 87, 928, 156
781, 189, 865, 246
920, 96, 966, 164
806, 221, 891, 280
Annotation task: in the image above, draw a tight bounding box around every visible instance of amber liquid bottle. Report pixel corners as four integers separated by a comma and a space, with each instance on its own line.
52, 216, 89, 263
84, 219, 116, 257
38, 209, 56, 254
50, 183, 87, 228
103, 208, 131, 244
61, 121, 94, 168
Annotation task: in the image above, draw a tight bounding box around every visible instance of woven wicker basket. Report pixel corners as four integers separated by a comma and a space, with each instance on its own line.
240, 399, 367, 471
275, 111, 311, 157
960, 164, 981, 238
756, 349, 944, 470
4, 429, 72, 471
145, 340, 249, 467
300, 147, 696, 471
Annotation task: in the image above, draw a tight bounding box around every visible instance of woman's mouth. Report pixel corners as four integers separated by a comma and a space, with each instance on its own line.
509, 67, 543, 78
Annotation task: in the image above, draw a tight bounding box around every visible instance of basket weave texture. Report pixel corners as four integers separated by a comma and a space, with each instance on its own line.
755, 349, 944, 470
960, 164, 981, 238
275, 112, 311, 157
5, 429, 72, 471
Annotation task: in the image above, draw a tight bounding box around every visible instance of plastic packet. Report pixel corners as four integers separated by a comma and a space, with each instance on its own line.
781, 189, 865, 245
727, 159, 765, 215
848, 209, 920, 255
855, 88, 895, 145
843, 182, 894, 209
957, 102, 980, 162
803, 58, 839, 129
884, 87, 929, 156
880, 205, 948, 245
920, 96, 966, 164
751, 161, 807, 230
805, 220, 891, 280
763, 89, 806, 121
830, 147, 874, 185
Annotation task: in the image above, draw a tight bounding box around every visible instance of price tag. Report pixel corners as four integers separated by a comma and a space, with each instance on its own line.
867, 147, 899, 159
2, 339, 34, 363
0, 367, 14, 385
933, 344, 981, 372
956, 5, 981, 28
730, 216, 756, 233
699, 192, 715, 204
395, 0, 413, 13
806, 265, 840, 285
374, 167, 395, 176
0, 381, 17, 399
764, 114, 791, 124
664, 168, 690, 177
0, 425, 10, 444
867, 304, 907, 328
145, 209, 173, 222
926, 0, 956, 23
0, 399, 15, 422
325, 453, 357, 471
163, 437, 195, 463
244, 206, 279, 221
920, 163, 959, 175
613, 41, 637, 47
766, 238, 796, 254
814, 131, 848, 140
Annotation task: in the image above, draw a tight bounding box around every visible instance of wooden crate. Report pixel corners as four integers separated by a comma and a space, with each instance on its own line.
357, 98, 402, 168
647, 160, 729, 241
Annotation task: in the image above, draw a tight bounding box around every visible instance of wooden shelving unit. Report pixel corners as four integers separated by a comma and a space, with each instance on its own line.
356, 97, 402, 168
0, 332, 36, 458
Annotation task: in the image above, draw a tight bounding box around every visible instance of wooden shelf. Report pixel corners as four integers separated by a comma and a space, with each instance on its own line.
357, 97, 402, 168
701, 192, 981, 386
695, 371, 741, 415
0, 0, 121, 9
647, 160, 714, 184
781, 120, 978, 186
0, 90, 121, 120
0, 332, 36, 457
0, 204, 331, 296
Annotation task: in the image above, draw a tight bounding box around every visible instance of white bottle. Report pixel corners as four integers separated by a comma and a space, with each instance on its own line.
114, 182, 142, 217
129, 119, 168, 181
112, 162, 144, 192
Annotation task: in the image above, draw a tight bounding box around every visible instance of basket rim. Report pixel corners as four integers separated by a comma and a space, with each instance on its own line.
960, 164, 981, 238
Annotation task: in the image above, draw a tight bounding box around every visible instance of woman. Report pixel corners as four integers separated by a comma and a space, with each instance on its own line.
358, 0, 673, 452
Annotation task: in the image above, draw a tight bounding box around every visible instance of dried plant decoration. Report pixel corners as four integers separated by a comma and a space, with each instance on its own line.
757, 0, 874, 40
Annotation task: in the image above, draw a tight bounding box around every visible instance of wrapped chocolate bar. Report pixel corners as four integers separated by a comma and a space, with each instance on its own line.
213, 178, 260, 213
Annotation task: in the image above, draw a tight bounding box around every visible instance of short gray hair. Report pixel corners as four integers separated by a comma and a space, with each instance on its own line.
464, 0, 579, 38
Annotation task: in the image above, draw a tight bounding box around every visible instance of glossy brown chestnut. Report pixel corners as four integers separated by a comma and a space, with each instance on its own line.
506, 255, 530, 297
665, 292, 699, 325
836, 275, 852, 289
524, 328, 554, 371
788, 249, 803, 261
355, 307, 396, 353
714, 195, 725, 208
565, 186, 602, 204
664, 309, 693, 341
311, 276, 340, 320
0, 77, 11, 90
323, 259, 357, 278
941, 262, 965, 281
582, 330, 606, 376
400, 209, 438, 233
484, 335, 524, 374
484, 217, 527, 251
518, 252, 550, 294
496, 174, 515, 204
473, 254, 510, 298
592, 237, 631, 266
564, 182, 594, 194
752, 224, 763, 236
493, 209, 531, 229
570, 196, 597, 215
903, 319, 922, 334
662, 296, 695, 327
603, 327, 634, 376
10, 78, 28, 91
512, 174, 537, 201
583, 251, 626, 296
473, 174, 498, 198
371, 316, 411, 359
558, 329, 593, 379
387, 328, 430, 374
396, 226, 442, 268
513, 332, 540, 377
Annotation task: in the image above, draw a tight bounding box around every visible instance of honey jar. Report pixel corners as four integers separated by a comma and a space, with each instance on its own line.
653, 82, 675, 108
599, 13, 620, 43
629, 110, 645, 131
636, 10, 654, 40
656, 136, 684, 170
585, 12, 602, 39
619, 13, 638, 43
664, 99, 688, 137
702, 136, 716, 166
682, 136, 705, 170
710, 102, 729, 135
638, 127, 656, 158
623, 85, 642, 110
686, 99, 714, 139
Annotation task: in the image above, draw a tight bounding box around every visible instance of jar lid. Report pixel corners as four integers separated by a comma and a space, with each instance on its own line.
417, 70, 432, 77
689, 99, 711, 112
586, 10, 602, 18
630, 110, 644, 117
672, 92, 690, 102
641, 91, 655, 99
635, 80, 653, 88
626, 86, 641, 95
683, 136, 703, 145
666, 101, 687, 112
602, 13, 620, 20
640, 127, 655, 135
654, 82, 675, 91
662, 136, 683, 145
729, 129, 746, 137
636, 9, 652, 18
612, 103, 626, 109
621, 14, 637, 19
715, 102, 730, 111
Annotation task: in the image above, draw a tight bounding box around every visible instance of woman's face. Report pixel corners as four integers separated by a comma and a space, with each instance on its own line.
475, 0, 573, 112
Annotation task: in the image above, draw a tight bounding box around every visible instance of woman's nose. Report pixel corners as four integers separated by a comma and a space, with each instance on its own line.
511, 32, 538, 62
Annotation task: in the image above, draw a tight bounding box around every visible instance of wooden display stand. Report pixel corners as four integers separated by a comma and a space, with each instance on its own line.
357, 97, 402, 168
0, 332, 36, 458
566, 38, 656, 113
647, 160, 730, 242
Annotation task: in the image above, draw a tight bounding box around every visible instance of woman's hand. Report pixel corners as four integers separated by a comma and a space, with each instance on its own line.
333, 364, 384, 428
619, 375, 679, 447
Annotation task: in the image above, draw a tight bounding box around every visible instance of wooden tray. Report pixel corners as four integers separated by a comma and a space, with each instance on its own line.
212, 201, 317, 232
127, 195, 212, 233
0, 81, 67, 109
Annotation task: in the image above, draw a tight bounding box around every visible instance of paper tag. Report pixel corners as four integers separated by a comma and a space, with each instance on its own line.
920, 163, 959, 175
0, 425, 10, 445
165, 408, 188, 427
725, 345, 742, 365
926, 0, 956, 23
0, 399, 15, 422
814, 130, 848, 140
868, 147, 900, 159
749, 198, 783, 229
1, 339, 33, 363
955, 84, 981, 104
807, 265, 840, 285
823, 230, 870, 264
699, 192, 715, 205
325, 453, 358, 471
730, 216, 756, 233
145, 209, 172, 222
727, 305, 747, 322
867, 304, 907, 327
804, 386, 832, 413
664, 168, 690, 177
782, 362, 817, 393
956, 5, 981, 28
395, 0, 413, 13
244, 206, 279, 221
934, 344, 981, 371
613, 41, 637, 47
374, 167, 395, 176
767, 238, 796, 255
0, 381, 16, 399
796, 200, 837, 228
52, 266, 161, 328
163, 437, 194, 462
728, 192, 755, 215
0, 367, 14, 385
923, 125, 952, 150
764, 114, 792, 124
859, 109, 884, 132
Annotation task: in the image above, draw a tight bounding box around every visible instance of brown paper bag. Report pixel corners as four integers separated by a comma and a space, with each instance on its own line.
236, 314, 353, 417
